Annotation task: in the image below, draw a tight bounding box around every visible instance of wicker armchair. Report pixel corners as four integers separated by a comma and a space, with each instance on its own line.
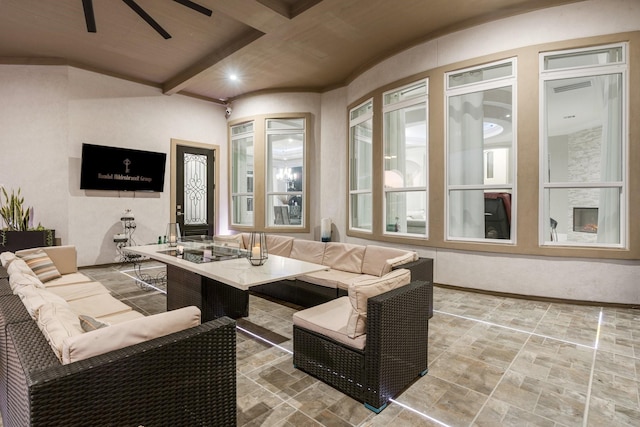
0, 267, 237, 427
293, 280, 431, 413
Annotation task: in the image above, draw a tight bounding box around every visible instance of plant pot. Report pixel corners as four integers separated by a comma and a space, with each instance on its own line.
0, 230, 55, 253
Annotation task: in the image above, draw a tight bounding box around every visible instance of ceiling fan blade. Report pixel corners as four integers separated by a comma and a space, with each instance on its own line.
122, 0, 171, 39
173, 0, 213, 17
82, 0, 97, 32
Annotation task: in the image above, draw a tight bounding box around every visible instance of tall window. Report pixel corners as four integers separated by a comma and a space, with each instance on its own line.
349, 99, 373, 232
540, 44, 627, 247
230, 121, 254, 226
445, 59, 516, 242
266, 118, 305, 228
383, 80, 428, 236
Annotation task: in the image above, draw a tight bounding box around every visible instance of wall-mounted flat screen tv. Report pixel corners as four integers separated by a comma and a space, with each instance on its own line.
80, 143, 167, 192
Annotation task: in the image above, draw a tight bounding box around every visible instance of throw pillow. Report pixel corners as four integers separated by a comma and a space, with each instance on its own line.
17, 249, 62, 283
79, 314, 109, 332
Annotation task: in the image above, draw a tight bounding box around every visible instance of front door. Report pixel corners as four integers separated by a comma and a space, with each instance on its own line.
176, 145, 215, 238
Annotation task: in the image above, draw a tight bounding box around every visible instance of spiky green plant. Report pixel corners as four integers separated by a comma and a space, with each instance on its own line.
0, 187, 31, 231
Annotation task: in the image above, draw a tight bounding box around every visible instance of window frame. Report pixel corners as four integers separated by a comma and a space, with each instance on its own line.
228, 113, 311, 233
265, 117, 306, 230
444, 57, 518, 244
348, 98, 374, 233
230, 121, 255, 227
382, 79, 429, 238
538, 42, 628, 248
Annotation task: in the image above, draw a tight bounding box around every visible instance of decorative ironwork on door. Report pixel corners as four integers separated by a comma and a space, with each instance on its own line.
184, 153, 208, 226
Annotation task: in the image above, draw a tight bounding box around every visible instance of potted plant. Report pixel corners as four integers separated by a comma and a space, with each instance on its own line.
0, 187, 55, 252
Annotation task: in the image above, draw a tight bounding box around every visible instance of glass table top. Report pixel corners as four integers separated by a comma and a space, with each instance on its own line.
157, 239, 247, 264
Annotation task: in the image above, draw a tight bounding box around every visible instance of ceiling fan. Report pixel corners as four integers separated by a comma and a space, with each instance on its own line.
81, 0, 213, 39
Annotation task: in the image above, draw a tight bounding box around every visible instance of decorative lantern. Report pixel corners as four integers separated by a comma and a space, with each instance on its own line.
248, 232, 268, 266
165, 223, 181, 247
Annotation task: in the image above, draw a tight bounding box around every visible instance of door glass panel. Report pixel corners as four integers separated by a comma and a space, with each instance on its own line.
183, 153, 207, 226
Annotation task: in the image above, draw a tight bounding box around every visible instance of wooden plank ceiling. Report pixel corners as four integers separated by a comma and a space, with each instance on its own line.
0, 0, 584, 103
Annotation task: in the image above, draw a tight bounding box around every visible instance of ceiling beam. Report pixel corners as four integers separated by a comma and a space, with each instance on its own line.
82, 0, 97, 33
162, 28, 265, 96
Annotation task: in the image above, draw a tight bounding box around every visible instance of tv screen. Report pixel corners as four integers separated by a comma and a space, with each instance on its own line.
80, 143, 167, 192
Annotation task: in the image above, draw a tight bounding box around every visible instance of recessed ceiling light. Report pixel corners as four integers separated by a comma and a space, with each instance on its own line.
229, 74, 238, 81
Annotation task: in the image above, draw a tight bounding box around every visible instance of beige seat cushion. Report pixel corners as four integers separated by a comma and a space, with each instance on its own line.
61, 306, 201, 364
293, 297, 366, 350
9, 272, 45, 291
361, 245, 418, 277
15, 285, 69, 319
289, 240, 326, 264
43, 272, 93, 287
37, 302, 85, 361
346, 269, 411, 338
297, 269, 363, 290
47, 281, 111, 302
336, 273, 380, 291
322, 243, 365, 273
67, 294, 133, 318
97, 310, 146, 324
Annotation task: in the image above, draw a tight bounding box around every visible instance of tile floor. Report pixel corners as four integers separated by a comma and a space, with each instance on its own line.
79, 262, 640, 427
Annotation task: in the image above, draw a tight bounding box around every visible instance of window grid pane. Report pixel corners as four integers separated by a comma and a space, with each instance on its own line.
383, 80, 428, 237
541, 43, 626, 247
446, 59, 515, 242
230, 122, 254, 226
266, 118, 305, 228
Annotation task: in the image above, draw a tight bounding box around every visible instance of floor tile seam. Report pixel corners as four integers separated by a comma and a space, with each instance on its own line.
387, 398, 452, 427
435, 309, 596, 350
236, 370, 291, 424
582, 308, 603, 427
467, 333, 561, 427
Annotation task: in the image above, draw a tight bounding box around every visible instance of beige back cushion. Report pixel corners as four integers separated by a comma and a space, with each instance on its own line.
361, 245, 418, 277
322, 243, 365, 274
61, 306, 201, 364
346, 268, 410, 338
16, 245, 78, 275
265, 235, 294, 257
0, 251, 17, 268
7, 259, 38, 278
9, 272, 45, 292
289, 240, 326, 264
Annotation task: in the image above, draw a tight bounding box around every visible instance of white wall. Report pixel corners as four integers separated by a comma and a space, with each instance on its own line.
0, 66, 226, 266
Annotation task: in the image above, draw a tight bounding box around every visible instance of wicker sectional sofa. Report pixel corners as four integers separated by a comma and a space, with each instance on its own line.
0, 246, 236, 427
229, 234, 433, 313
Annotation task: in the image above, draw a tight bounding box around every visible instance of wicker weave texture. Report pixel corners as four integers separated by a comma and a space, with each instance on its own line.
293, 280, 431, 412
4, 315, 237, 426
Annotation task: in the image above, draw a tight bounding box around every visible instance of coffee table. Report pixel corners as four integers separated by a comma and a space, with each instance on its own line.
125, 242, 327, 320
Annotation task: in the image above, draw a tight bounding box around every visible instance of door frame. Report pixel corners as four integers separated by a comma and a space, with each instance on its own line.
170, 138, 220, 236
